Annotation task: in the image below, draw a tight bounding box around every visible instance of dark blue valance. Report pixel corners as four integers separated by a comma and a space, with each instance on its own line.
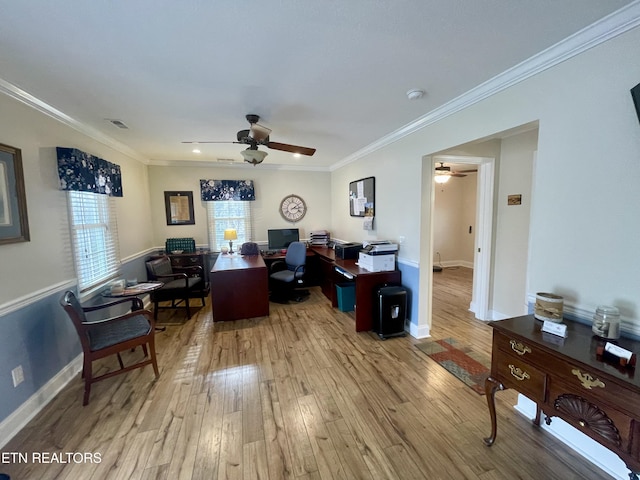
200, 179, 255, 201
56, 147, 123, 197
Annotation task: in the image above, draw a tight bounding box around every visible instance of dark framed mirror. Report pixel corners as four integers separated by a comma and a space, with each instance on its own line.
164, 191, 195, 225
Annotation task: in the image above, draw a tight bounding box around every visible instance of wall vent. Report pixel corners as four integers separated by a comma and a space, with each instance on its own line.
107, 119, 129, 129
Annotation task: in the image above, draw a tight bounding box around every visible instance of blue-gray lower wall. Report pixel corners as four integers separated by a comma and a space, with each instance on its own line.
0, 252, 153, 425
0, 287, 80, 422
398, 260, 419, 328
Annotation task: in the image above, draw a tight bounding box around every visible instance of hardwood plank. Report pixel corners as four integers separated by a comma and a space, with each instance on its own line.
0, 280, 617, 480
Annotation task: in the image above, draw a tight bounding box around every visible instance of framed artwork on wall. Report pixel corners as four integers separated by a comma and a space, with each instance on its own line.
164, 191, 195, 225
349, 176, 375, 217
0, 143, 30, 245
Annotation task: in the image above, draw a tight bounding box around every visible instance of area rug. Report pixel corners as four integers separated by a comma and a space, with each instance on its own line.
416, 338, 490, 395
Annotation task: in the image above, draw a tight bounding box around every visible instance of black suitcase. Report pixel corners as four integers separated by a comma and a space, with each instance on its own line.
374, 285, 407, 339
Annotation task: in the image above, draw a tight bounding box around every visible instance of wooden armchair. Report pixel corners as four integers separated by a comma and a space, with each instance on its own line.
145, 256, 209, 320
60, 291, 159, 406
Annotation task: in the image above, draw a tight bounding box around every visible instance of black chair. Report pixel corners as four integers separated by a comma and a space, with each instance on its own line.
269, 241, 309, 302
145, 256, 208, 321
60, 291, 159, 406
240, 242, 260, 256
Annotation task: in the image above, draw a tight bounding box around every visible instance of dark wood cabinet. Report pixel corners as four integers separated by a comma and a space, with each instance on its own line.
485, 315, 640, 478
310, 246, 401, 332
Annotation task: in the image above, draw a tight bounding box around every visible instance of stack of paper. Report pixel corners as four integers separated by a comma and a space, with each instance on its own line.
310, 230, 330, 246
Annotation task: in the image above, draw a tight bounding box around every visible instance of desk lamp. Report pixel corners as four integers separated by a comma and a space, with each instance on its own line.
224, 228, 238, 254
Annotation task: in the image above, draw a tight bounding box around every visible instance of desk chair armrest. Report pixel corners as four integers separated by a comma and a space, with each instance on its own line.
269, 260, 287, 274
173, 265, 203, 274
83, 296, 144, 312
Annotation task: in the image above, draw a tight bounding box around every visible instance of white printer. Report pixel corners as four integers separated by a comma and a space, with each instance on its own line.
358, 241, 398, 272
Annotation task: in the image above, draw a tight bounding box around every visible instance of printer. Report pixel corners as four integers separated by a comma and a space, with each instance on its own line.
359, 241, 398, 272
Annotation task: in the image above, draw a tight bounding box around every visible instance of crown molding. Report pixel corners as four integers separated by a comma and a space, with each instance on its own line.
147, 158, 330, 172
0, 78, 150, 164
330, 1, 640, 171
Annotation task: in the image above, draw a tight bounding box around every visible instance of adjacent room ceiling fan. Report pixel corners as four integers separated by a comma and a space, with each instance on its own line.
434, 162, 477, 183
182, 114, 316, 166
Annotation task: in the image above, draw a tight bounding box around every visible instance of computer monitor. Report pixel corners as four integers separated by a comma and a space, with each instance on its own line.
267, 228, 299, 250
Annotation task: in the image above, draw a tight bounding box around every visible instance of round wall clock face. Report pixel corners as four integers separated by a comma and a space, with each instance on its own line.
280, 194, 307, 222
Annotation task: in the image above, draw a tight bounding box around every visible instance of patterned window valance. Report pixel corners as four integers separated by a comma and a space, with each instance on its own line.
200, 179, 255, 201
56, 147, 123, 197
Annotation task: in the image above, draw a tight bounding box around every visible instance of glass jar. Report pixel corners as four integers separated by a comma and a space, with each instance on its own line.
592, 305, 621, 339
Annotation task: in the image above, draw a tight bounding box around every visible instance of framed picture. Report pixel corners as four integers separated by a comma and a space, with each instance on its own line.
164, 191, 195, 225
349, 176, 375, 217
0, 144, 30, 245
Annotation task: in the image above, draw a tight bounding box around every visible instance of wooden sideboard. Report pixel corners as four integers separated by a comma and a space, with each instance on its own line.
485, 315, 640, 478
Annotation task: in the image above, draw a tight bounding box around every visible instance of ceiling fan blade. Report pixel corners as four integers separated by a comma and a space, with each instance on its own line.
266, 142, 316, 156
181, 140, 242, 144
250, 123, 272, 142
456, 169, 478, 173
451, 173, 467, 177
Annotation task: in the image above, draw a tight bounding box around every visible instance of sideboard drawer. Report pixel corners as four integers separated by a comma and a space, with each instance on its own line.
493, 349, 546, 403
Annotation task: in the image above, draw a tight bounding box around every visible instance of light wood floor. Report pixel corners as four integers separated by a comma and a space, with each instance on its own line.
2, 268, 614, 479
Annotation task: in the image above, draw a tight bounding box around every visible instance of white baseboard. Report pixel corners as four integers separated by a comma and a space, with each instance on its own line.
407, 321, 430, 339
0, 354, 83, 449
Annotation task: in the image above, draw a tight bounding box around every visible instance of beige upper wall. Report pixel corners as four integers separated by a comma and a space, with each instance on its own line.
148, 165, 331, 248
332, 25, 640, 324
0, 94, 154, 304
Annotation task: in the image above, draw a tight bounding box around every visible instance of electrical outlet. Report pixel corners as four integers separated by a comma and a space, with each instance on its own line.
12, 365, 24, 387
398, 236, 405, 244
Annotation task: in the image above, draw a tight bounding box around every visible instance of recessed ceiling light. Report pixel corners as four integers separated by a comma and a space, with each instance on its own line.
293, 153, 301, 158
192, 148, 201, 154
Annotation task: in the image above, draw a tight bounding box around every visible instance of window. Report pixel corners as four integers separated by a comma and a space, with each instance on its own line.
67, 191, 120, 292
206, 201, 252, 251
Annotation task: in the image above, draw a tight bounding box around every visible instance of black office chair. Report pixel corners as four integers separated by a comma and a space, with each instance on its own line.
240, 242, 260, 256
269, 241, 309, 303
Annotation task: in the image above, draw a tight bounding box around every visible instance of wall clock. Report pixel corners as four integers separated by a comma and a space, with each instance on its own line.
280, 194, 307, 222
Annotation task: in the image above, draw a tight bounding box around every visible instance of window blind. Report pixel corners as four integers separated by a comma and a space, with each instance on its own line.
67, 191, 120, 292
206, 201, 252, 251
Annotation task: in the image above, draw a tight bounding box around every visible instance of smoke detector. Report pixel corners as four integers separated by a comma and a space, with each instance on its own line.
406, 89, 425, 100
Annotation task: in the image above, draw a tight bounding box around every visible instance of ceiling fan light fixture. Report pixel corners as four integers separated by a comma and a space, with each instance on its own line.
434, 162, 451, 183
241, 148, 268, 166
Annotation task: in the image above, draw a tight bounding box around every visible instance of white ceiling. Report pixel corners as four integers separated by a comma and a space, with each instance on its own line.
0, 1, 634, 170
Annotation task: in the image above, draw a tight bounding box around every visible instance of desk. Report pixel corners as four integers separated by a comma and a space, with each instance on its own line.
310, 246, 401, 332
485, 315, 640, 478
210, 254, 269, 322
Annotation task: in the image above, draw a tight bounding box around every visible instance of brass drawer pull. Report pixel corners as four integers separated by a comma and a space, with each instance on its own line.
510, 340, 531, 356
508, 364, 530, 381
571, 369, 605, 389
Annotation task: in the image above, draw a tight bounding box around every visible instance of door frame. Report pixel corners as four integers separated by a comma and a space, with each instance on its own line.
430, 154, 495, 322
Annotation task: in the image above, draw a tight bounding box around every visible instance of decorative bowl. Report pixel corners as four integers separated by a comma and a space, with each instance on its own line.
171, 250, 183, 254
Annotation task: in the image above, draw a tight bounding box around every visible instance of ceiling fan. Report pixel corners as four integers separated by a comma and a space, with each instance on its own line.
182, 114, 316, 166
434, 162, 477, 183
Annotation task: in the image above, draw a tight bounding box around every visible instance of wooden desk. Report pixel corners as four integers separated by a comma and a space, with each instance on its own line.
210, 254, 269, 322
485, 315, 640, 478
310, 246, 401, 332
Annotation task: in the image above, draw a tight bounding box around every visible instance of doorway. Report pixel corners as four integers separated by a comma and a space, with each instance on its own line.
432, 155, 495, 321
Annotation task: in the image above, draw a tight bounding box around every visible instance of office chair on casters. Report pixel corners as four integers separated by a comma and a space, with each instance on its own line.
269, 241, 309, 303
60, 291, 159, 406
